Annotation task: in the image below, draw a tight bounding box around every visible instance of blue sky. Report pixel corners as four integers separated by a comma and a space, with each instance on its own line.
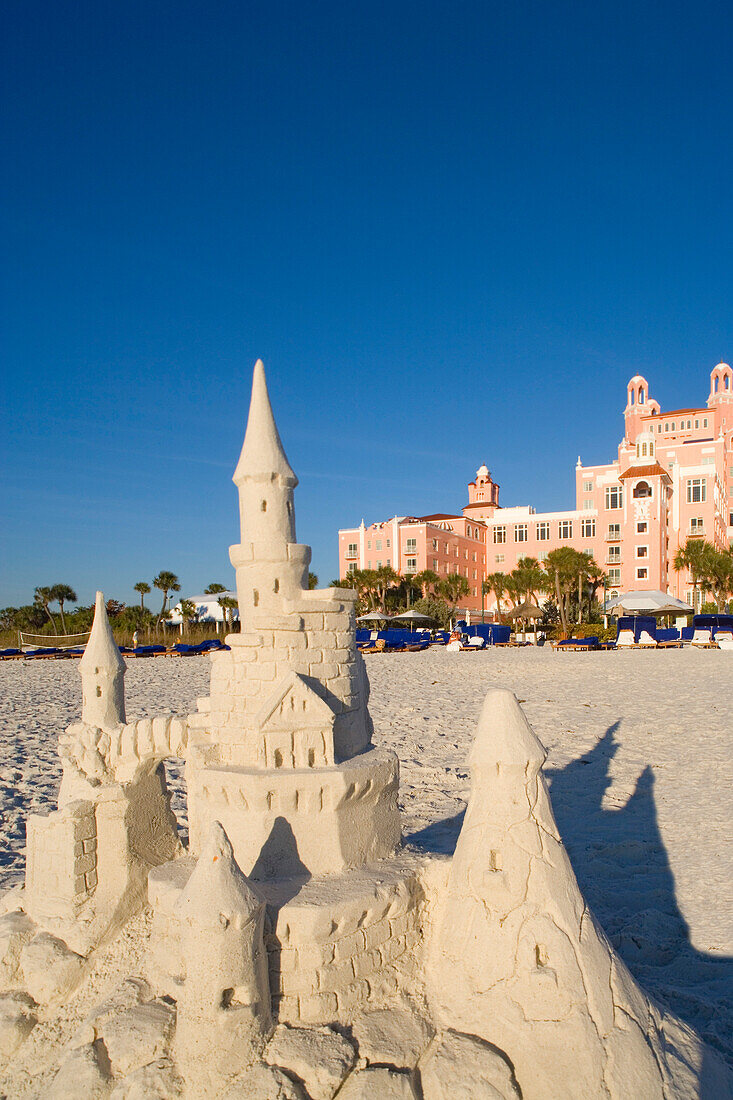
3, 0, 732, 608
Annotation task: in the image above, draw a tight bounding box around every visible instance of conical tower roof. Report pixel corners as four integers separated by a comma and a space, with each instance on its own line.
79, 591, 125, 672
233, 360, 297, 486
470, 688, 546, 771
176, 821, 264, 927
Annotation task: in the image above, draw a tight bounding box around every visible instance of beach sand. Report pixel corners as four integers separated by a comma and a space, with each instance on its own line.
0, 646, 731, 1068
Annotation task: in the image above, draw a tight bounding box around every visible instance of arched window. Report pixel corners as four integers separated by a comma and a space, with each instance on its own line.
641, 442, 648, 456
630, 389, 635, 405
726, 376, 730, 391
638, 386, 645, 404
715, 377, 719, 393
633, 481, 652, 499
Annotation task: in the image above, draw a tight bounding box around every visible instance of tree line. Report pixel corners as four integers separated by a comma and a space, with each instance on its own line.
2, 572, 202, 636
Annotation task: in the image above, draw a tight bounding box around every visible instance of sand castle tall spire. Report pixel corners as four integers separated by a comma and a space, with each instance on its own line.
233, 358, 297, 487
229, 360, 310, 622
79, 590, 126, 729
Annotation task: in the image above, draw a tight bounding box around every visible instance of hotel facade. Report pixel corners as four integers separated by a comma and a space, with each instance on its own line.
338, 364, 733, 614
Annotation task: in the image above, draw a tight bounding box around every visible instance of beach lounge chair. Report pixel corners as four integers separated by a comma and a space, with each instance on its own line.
714, 631, 733, 650
691, 628, 717, 648
615, 630, 637, 649
637, 630, 657, 648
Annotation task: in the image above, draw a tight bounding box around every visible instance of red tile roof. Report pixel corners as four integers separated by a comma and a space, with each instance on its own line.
618, 463, 671, 480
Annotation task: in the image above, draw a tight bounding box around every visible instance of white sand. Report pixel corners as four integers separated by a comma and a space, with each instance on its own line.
0, 647, 731, 1067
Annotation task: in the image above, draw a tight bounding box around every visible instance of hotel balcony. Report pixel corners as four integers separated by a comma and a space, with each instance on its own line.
605, 556, 622, 566
344, 549, 358, 559
604, 533, 622, 542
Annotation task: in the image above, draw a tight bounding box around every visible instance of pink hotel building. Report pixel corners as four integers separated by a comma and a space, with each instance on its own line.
338, 364, 733, 615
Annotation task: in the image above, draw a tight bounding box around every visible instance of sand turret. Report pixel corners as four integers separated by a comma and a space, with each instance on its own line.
79, 591, 126, 730
229, 360, 310, 624
174, 822, 271, 1092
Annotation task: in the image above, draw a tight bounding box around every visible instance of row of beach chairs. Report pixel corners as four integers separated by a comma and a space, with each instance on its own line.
553, 614, 733, 652
0, 639, 230, 661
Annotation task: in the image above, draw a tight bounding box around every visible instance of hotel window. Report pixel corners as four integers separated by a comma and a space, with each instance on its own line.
583, 480, 593, 492
376, 560, 382, 568
406, 558, 417, 573
690, 517, 704, 533
433, 558, 439, 569
559, 520, 573, 539
375, 540, 382, 551
608, 523, 621, 539
581, 518, 596, 537
608, 546, 621, 562
637, 522, 647, 534
464, 549, 469, 559
538, 551, 548, 561
347, 543, 357, 558
406, 538, 416, 552
686, 477, 707, 503
637, 546, 648, 558
517, 552, 526, 561
701, 456, 714, 465
637, 567, 648, 579
633, 481, 651, 499
695, 419, 699, 428
605, 486, 623, 509
386, 539, 390, 547
432, 539, 439, 550
493, 526, 506, 544
583, 499, 594, 510
495, 554, 505, 563
664, 423, 669, 431
536, 521, 550, 540
472, 569, 477, 579
472, 551, 477, 561
514, 523, 528, 542
347, 562, 357, 574
704, 418, 708, 427
367, 541, 371, 549
608, 568, 621, 586
671, 422, 675, 430
729, 513, 733, 527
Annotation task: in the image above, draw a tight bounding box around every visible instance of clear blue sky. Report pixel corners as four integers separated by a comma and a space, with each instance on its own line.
3, 0, 732, 609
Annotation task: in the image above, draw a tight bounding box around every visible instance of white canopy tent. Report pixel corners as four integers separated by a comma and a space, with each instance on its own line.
604, 590, 693, 616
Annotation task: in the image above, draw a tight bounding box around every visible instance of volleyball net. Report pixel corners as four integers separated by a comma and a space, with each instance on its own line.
18, 630, 91, 652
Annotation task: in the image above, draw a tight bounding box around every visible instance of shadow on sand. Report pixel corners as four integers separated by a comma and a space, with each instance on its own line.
407, 721, 732, 1082
546, 723, 733, 1076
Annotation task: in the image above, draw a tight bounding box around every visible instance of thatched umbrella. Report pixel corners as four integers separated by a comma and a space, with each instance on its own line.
506, 601, 543, 620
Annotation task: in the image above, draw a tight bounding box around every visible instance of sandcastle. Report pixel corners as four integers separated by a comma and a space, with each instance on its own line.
0, 361, 730, 1099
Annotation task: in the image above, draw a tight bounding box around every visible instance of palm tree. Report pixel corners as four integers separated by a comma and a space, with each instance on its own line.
308, 572, 319, 590
440, 573, 470, 619
218, 595, 238, 632
50, 584, 77, 634
482, 572, 507, 622
178, 598, 197, 634
153, 571, 181, 629
512, 557, 545, 604
673, 538, 709, 611
34, 586, 58, 632
373, 565, 401, 611
134, 581, 151, 610
412, 570, 441, 600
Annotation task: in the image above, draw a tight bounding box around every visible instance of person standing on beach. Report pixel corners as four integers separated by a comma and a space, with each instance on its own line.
132, 630, 139, 649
